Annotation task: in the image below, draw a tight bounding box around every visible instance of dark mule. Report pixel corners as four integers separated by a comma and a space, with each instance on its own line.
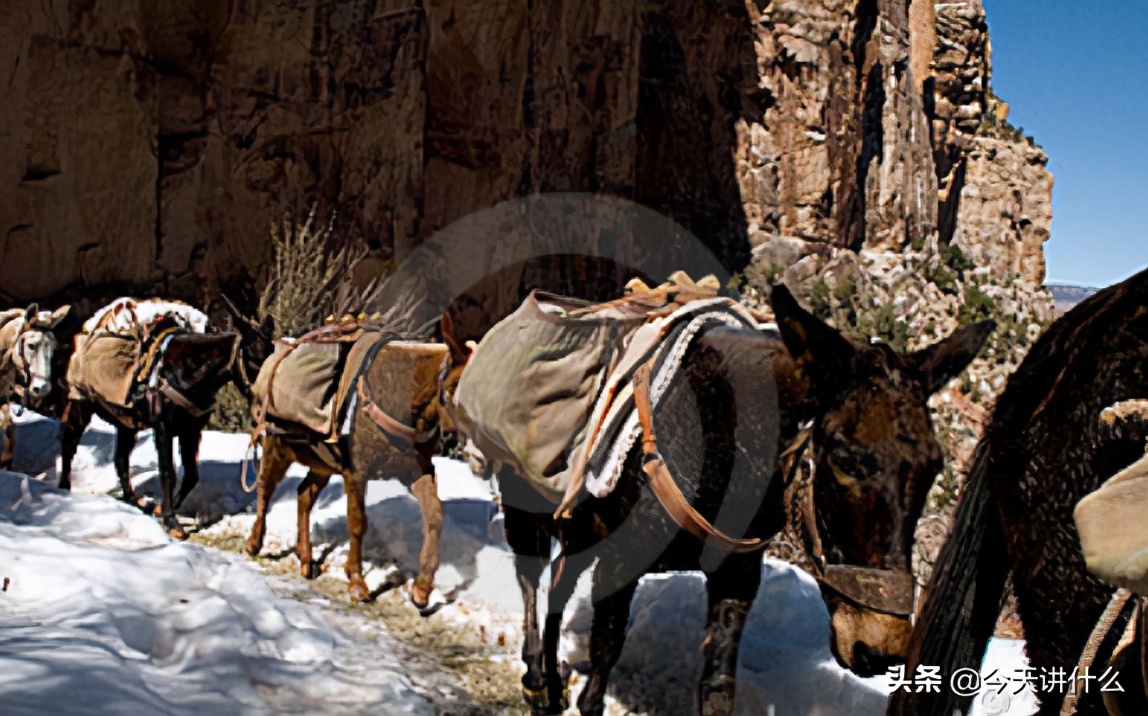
887, 268, 1148, 716
444, 285, 993, 715
60, 331, 243, 538
244, 334, 454, 610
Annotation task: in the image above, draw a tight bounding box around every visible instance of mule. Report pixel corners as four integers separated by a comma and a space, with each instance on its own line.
443, 284, 993, 715
0, 304, 72, 406
243, 330, 455, 611
886, 267, 1148, 716
0, 304, 72, 465
59, 318, 244, 538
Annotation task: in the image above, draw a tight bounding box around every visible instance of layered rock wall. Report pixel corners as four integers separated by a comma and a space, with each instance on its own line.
0, 0, 1051, 311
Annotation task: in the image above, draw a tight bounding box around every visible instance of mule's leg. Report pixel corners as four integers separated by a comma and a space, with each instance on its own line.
541, 551, 594, 714
173, 426, 202, 510
576, 565, 639, 716
154, 419, 185, 539
697, 555, 762, 716
1, 407, 16, 470
59, 401, 92, 491
408, 449, 443, 610
244, 436, 292, 557
344, 472, 372, 602
113, 425, 137, 503
503, 504, 557, 713
296, 469, 331, 580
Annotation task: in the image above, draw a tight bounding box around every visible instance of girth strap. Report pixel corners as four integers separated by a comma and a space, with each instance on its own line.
631, 361, 767, 554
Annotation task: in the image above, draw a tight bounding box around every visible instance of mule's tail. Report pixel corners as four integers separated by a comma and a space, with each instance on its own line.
887, 438, 1010, 716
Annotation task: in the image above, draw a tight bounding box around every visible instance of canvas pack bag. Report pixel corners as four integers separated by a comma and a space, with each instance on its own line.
451, 292, 647, 501
251, 323, 417, 442
1075, 450, 1148, 595
68, 298, 209, 410
451, 273, 766, 505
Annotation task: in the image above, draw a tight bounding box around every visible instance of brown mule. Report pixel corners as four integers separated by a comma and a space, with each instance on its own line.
244, 335, 454, 610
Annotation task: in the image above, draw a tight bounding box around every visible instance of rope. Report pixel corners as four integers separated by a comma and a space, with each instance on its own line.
240, 428, 262, 493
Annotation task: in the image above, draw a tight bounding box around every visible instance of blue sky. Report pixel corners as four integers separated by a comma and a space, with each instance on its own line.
981, 0, 1148, 287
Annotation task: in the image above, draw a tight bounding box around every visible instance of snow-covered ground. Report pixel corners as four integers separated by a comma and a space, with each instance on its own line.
3, 412, 1038, 715
0, 471, 433, 715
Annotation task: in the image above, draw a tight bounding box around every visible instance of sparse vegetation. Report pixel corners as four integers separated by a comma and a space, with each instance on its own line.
255, 203, 376, 337
207, 203, 382, 432
957, 284, 997, 325
979, 85, 1042, 149
208, 383, 251, 433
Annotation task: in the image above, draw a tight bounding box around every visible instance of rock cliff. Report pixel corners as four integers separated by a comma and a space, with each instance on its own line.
1, 0, 1050, 309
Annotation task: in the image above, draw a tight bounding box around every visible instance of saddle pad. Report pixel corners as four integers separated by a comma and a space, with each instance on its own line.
84, 297, 208, 335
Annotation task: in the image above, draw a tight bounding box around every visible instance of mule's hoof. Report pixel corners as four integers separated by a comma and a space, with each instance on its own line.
166, 525, 188, 541
541, 686, 570, 715
348, 580, 370, 603
410, 580, 432, 609
302, 561, 323, 580
521, 684, 549, 714
244, 539, 261, 557
699, 675, 737, 716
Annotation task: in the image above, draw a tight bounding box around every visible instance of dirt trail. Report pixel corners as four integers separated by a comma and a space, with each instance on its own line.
191, 529, 529, 716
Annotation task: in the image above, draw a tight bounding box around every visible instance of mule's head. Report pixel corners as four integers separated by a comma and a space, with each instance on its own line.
771, 284, 993, 676
10, 304, 71, 407
217, 294, 276, 402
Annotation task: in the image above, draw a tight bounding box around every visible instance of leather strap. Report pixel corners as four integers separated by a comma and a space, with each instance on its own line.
356, 377, 437, 446
788, 426, 917, 617
632, 362, 767, 554
159, 381, 212, 417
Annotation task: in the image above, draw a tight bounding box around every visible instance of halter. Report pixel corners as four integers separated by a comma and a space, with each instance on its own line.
782, 426, 917, 617
6, 319, 53, 406
5, 320, 31, 402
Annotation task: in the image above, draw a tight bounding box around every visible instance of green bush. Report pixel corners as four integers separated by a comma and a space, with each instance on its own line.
957, 285, 996, 325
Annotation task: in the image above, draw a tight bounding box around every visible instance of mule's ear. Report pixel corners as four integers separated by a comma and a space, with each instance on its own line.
23, 303, 39, 323
770, 283, 858, 389
48, 305, 71, 328
912, 319, 995, 394
440, 308, 467, 362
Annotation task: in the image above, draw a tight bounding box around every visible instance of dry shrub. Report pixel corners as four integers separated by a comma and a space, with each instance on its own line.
256, 203, 374, 337
208, 382, 250, 433
207, 203, 378, 432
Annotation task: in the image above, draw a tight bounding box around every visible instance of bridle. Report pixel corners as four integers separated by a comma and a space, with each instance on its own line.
782, 425, 917, 618
6, 320, 54, 406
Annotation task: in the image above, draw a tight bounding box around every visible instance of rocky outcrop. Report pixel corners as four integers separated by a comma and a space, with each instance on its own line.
930, 0, 990, 240
950, 138, 1052, 285
1, 0, 764, 308
738, 0, 937, 255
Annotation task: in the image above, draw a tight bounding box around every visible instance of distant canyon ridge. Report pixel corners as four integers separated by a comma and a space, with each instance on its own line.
1, 0, 1051, 319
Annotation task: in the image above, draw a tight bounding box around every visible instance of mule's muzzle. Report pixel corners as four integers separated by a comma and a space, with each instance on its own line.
28, 378, 51, 400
